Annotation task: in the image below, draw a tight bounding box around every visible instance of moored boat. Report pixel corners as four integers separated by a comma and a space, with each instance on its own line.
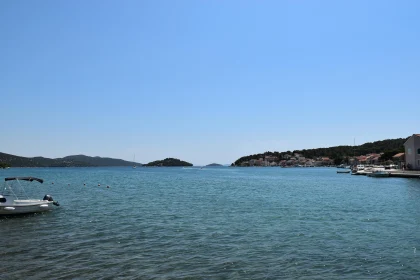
0, 177, 59, 215
351, 165, 366, 175
367, 167, 390, 178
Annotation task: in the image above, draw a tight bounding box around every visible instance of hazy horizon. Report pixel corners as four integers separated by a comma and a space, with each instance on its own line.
1, 1, 418, 166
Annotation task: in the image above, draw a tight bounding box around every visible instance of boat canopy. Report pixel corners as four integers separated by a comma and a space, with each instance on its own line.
4, 177, 44, 184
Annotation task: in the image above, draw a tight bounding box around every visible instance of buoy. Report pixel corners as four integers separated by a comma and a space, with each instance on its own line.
98, 184, 100, 186
52, 182, 54, 184
83, 183, 86, 186
107, 186, 109, 188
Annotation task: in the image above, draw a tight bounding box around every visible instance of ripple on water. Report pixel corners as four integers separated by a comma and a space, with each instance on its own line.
1, 167, 420, 279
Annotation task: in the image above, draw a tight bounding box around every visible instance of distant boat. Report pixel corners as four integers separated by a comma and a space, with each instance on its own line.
367, 167, 390, 177
367, 171, 389, 177
133, 154, 137, 169
337, 170, 351, 174
351, 164, 365, 174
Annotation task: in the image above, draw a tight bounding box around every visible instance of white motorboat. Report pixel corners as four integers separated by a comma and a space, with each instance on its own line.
367, 167, 390, 178
0, 177, 59, 215
351, 165, 366, 175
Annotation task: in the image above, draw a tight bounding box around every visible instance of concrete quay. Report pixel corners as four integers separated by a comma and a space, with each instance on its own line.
388, 171, 420, 178
351, 170, 420, 178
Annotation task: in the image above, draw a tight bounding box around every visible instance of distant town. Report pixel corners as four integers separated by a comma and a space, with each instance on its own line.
234, 152, 405, 168
233, 134, 420, 171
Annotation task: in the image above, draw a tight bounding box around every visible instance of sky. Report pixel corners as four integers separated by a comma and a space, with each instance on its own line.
1, 0, 419, 166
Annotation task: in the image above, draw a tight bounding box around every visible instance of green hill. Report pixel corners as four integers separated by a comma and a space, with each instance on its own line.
62, 155, 140, 167
0, 152, 142, 167
145, 158, 193, 167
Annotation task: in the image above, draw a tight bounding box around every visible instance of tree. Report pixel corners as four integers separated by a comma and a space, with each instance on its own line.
0, 162, 11, 169
333, 157, 342, 165
379, 150, 398, 162
344, 156, 350, 164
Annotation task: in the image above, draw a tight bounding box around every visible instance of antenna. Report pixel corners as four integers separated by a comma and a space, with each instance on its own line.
353, 137, 355, 159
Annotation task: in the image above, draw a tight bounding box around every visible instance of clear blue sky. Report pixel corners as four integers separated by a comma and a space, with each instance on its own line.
1, 0, 419, 165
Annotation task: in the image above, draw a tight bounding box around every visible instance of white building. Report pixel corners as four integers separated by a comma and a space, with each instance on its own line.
404, 134, 420, 170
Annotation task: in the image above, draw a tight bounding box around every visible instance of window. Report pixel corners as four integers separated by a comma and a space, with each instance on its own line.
408, 148, 411, 155
418, 148, 420, 154
0, 197, 6, 203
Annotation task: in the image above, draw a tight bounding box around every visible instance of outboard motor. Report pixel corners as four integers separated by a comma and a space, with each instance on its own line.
43, 194, 54, 201
43, 194, 59, 206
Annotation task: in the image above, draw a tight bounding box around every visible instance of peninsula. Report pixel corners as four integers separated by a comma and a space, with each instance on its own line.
233, 137, 407, 167
0, 152, 141, 167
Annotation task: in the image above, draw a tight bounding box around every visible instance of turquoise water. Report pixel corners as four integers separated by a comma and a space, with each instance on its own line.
1, 167, 420, 279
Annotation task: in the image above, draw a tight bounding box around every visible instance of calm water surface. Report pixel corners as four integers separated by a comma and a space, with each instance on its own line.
1, 167, 419, 279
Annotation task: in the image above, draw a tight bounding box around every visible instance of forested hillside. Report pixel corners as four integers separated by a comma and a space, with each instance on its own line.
233, 137, 407, 166
0, 152, 141, 167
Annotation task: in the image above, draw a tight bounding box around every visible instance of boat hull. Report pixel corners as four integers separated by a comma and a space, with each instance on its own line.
0, 201, 55, 215
367, 173, 390, 178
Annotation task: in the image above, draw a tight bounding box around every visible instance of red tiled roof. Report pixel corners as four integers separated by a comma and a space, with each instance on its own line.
393, 153, 405, 157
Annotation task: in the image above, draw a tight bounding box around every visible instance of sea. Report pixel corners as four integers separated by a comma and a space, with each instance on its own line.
1, 167, 419, 279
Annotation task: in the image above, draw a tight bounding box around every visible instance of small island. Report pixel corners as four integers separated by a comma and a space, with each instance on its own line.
145, 158, 193, 167
206, 163, 223, 167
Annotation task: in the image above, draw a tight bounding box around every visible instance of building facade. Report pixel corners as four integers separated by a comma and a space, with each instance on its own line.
404, 134, 420, 170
